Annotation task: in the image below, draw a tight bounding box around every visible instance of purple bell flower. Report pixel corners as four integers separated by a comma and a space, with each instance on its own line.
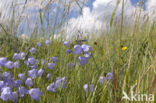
45, 40, 51, 46
0, 57, 7, 66
106, 72, 113, 80
78, 56, 88, 66
4, 61, 14, 69
18, 73, 26, 81
37, 42, 42, 47
66, 49, 72, 54
14, 61, 20, 68
47, 63, 55, 70
12, 53, 20, 60
25, 78, 33, 87
18, 86, 28, 97
64, 41, 70, 47
38, 69, 44, 77
28, 88, 42, 101
20, 52, 25, 60
28, 69, 37, 79
0, 86, 13, 101
81, 44, 92, 53
73, 45, 82, 55
29, 47, 36, 54
28, 57, 37, 65
46, 73, 52, 80
47, 82, 57, 92
51, 57, 58, 63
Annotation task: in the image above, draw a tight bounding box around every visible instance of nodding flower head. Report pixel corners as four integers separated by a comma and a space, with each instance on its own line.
29, 47, 36, 54
45, 40, 51, 46
64, 41, 70, 47
73, 45, 82, 55
28, 88, 42, 101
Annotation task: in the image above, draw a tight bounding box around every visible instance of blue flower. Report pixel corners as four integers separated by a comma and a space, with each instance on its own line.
14, 61, 20, 68
4, 61, 14, 69
37, 42, 42, 47
3, 72, 11, 81
68, 63, 75, 68
28, 69, 37, 79
18, 73, 26, 81
78, 56, 88, 66
38, 69, 44, 77
81, 44, 92, 53
18, 86, 28, 97
12, 53, 20, 60
66, 49, 72, 54
83, 84, 94, 93
25, 77, 33, 87
84, 53, 92, 59
51, 57, 58, 63
28, 57, 37, 65
47, 82, 57, 92
29, 47, 36, 54
46, 73, 52, 80
73, 45, 82, 55
47, 63, 55, 70
64, 41, 70, 47
0, 81, 5, 90
28, 88, 42, 101
106, 72, 113, 80
55, 77, 66, 88
99, 76, 105, 85
14, 80, 21, 88
0, 86, 13, 101
12, 91, 18, 101
45, 40, 51, 46
0, 57, 7, 66
20, 52, 25, 60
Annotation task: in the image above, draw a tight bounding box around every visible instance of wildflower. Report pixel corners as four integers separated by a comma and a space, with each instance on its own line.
0, 86, 13, 101
14, 61, 20, 68
51, 57, 58, 63
73, 45, 82, 55
28, 88, 42, 101
18, 86, 28, 97
45, 40, 51, 46
64, 41, 70, 47
78, 56, 88, 66
83, 84, 94, 93
12, 53, 20, 60
29, 47, 36, 54
14, 80, 21, 88
37, 42, 42, 47
99, 76, 105, 85
68, 63, 75, 68
47, 63, 55, 70
28, 57, 37, 65
81, 44, 92, 53
12, 91, 18, 101
121, 46, 127, 51
47, 73, 52, 80
4, 61, 14, 69
28, 69, 37, 79
66, 49, 72, 54
0, 81, 5, 90
47, 82, 57, 92
84, 53, 92, 59
3, 72, 11, 81
20, 52, 25, 60
38, 69, 44, 77
25, 78, 33, 87
0, 57, 7, 66
55, 77, 66, 88
106, 72, 113, 80
18, 73, 26, 81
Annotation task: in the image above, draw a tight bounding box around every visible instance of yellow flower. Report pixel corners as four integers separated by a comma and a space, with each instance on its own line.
136, 80, 138, 84
122, 46, 127, 51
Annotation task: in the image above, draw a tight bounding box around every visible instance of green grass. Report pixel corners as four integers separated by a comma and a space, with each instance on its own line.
0, 26, 156, 103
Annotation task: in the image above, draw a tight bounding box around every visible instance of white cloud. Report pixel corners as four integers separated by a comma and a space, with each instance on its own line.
64, 0, 156, 39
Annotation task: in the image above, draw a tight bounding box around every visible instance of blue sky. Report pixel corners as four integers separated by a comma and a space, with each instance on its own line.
87, 0, 147, 10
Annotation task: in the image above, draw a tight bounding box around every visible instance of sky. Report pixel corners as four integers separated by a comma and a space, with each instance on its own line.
0, 0, 155, 38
